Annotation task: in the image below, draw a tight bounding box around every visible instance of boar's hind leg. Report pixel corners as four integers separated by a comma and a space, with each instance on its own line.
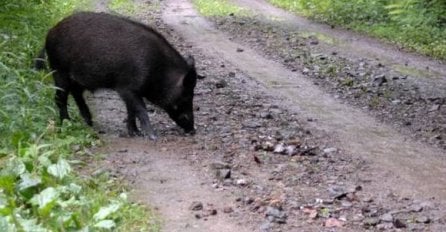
71, 84, 92, 126
124, 105, 140, 137
54, 72, 70, 123
119, 91, 157, 140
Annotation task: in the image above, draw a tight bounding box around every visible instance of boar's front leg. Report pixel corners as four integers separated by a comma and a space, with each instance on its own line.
119, 91, 157, 140
54, 72, 70, 123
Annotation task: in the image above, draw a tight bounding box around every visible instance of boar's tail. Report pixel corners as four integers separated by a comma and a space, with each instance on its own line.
33, 48, 47, 70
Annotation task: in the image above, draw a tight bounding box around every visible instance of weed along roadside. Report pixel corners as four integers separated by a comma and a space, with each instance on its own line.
0, 0, 159, 231
268, 0, 446, 60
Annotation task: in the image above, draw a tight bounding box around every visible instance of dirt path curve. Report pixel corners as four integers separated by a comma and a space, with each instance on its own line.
162, 0, 446, 200
232, 0, 446, 81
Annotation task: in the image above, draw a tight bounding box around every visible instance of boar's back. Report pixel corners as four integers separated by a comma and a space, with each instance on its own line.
45, 12, 189, 92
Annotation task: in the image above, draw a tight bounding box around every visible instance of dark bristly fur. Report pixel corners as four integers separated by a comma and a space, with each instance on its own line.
41, 12, 200, 139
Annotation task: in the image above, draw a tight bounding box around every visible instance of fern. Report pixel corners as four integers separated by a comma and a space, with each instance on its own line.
386, 0, 446, 27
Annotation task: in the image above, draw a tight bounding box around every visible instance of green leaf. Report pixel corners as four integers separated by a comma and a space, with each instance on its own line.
17, 217, 48, 232
0, 216, 15, 232
47, 159, 71, 179
38, 155, 52, 168
0, 175, 15, 194
94, 220, 116, 229
17, 173, 41, 191
8, 158, 26, 177
30, 187, 59, 209
53, 211, 73, 226
67, 183, 82, 194
93, 203, 120, 221
58, 183, 82, 195
57, 196, 77, 208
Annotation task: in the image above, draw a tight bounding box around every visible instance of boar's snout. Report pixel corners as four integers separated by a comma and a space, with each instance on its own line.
169, 110, 195, 134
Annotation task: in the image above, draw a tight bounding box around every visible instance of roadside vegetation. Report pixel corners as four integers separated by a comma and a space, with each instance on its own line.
268, 0, 446, 60
0, 0, 158, 231
193, 0, 246, 16
109, 0, 138, 14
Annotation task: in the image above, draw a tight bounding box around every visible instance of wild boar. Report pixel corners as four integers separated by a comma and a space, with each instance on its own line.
38, 12, 202, 139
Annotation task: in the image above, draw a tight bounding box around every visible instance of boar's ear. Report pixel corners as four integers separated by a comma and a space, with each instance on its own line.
185, 55, 195, 68
185, 55, 205, 80
183, 68, 197, 89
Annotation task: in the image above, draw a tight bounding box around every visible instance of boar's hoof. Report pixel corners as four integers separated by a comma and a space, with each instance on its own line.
148, 134, 158, 141
128, 129, 142, 137
142, 131, 158, 141
185, 129, 196, 136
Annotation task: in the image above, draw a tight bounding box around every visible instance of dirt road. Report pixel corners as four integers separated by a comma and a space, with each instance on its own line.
163, 0, 446, 198
89, 0, 446, 231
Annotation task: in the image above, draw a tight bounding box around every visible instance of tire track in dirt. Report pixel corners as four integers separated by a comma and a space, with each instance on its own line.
232, 0, 446, 81
216, 0, 446, 152
162, 0, 446, 201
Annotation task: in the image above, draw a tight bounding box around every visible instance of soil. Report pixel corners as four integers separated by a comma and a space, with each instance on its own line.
83, 0, 446, 231
220, 0, 446, 151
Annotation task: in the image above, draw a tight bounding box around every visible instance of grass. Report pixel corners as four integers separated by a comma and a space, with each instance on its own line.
268, 0, 446, 60
109, 0, 138, 14
0, 0, 159, 231
193, 0, 246, 16
393, 64, 440, 79
109, 0, 160, 21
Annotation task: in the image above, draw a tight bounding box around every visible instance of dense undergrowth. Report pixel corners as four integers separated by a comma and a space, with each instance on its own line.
0, 0, 157, 231
268, 0, 446, 60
